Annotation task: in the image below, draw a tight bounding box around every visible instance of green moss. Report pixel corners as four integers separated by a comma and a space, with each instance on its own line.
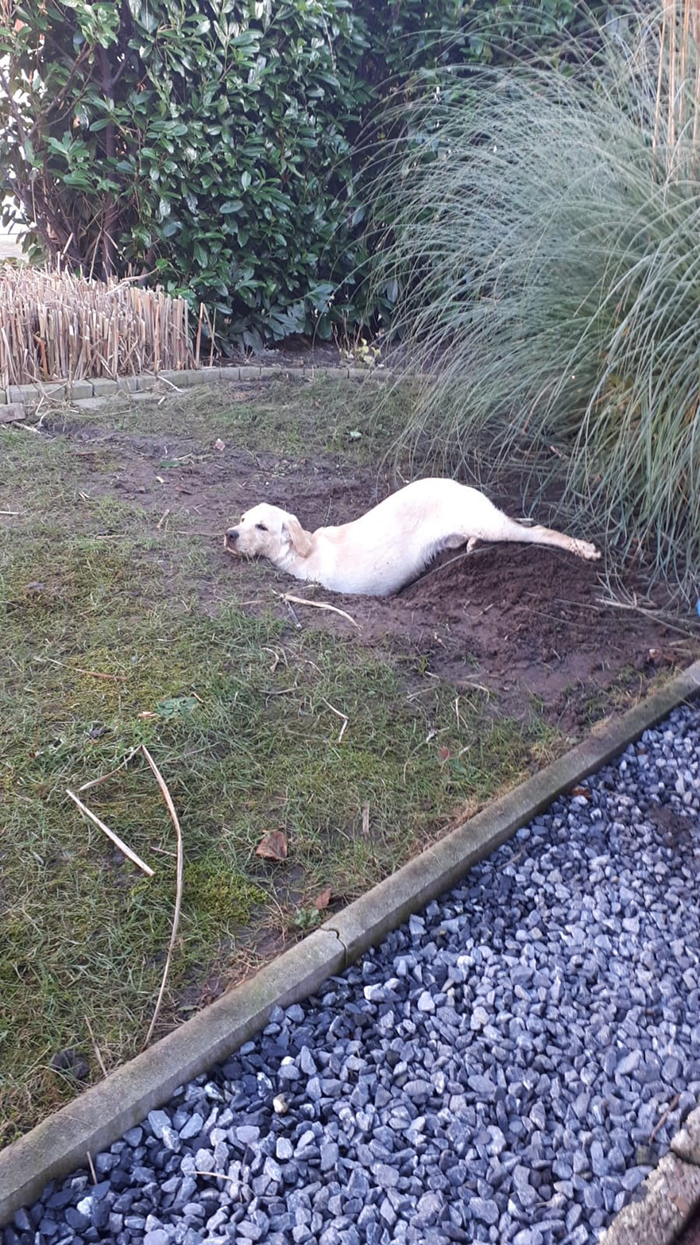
184, 857, 267, 930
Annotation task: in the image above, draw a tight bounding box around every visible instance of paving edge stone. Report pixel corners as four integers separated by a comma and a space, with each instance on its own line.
0, 661, 699, 1227
14, 363, 399, 412
672, 1103, 700, 1166
598, 1152, 700, 1245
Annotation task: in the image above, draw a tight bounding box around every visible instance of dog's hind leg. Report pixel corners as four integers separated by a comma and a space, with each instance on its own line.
491, 514, 600, 561
468, 498, 600, 561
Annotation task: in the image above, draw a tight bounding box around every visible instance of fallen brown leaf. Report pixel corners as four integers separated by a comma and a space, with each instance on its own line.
438, 746, 451, 762
255, 830, 288, 861
313, 887, 332, 910
571, 786, 591, 799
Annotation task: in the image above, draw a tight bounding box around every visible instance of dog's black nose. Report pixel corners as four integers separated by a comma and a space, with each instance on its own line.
226, 529, 239, 543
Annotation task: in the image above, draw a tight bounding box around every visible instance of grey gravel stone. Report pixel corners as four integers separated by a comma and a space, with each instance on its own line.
471, 1197, 499, 1225
320, 1141, 339, 1171
148, 1109, 172, 1139
179, 1112, 204, 1140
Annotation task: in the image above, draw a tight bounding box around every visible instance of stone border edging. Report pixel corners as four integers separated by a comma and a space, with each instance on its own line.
0, 667, 698, 1229
597, 1073, 700, 1245
599, 1109, 700, 1245
0, 364, 395, 405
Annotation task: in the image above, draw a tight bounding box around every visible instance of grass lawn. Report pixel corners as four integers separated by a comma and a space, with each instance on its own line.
0, 375, 668, 1146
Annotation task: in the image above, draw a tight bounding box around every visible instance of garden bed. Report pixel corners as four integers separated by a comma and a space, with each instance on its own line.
1, 375, 696, 1148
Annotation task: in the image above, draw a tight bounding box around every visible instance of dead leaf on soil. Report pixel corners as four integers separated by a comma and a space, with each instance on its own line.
438, 746, 452, 762
313, 887, 332, 910
255, 830, 288, 861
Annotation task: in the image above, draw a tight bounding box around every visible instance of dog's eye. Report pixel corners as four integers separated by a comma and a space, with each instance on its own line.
256, 523, 267, 532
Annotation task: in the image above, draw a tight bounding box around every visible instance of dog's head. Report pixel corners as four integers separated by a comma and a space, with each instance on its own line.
225, 503, 312, 563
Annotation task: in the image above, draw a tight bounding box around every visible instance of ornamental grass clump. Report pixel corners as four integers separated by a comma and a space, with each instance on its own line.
374, 4, 700, 598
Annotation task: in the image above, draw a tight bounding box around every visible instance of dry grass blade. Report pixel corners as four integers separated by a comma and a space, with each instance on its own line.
37, 654, 124, 681
65, 787, 155, 877
361, 800, 370, 836
322, 697, 349, 743
84, 1015, 108, 1079
140, 744, 184, 1048
649, 1092, 681, 1144
279, 592, 360, 629
77, 746, 140, 793
194, 1171, 238, 1183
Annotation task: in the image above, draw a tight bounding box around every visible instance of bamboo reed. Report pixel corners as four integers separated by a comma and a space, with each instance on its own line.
0, 261, 195, 388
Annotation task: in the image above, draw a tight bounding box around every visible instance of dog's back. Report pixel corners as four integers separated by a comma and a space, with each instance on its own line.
311, 479, 495, 595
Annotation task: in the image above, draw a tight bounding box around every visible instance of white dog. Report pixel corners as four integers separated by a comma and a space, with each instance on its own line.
224, 477, 600, 597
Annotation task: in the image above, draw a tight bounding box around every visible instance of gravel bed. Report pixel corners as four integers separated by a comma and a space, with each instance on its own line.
5, 703, 700, 1245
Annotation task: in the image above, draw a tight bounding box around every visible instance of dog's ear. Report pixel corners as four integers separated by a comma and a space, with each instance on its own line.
284, 515, 312, 558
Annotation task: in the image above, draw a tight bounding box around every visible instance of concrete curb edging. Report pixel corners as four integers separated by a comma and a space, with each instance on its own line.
599, 1106, 700, 1245
0, 363, 397, 406
1, 660, 699, 1228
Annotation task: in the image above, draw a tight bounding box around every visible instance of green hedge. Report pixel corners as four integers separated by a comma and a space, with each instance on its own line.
0, 0, 596, 348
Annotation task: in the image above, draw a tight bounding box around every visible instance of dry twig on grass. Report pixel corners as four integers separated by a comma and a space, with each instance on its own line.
66, 787, 154, 877
277, 592, 360, 630
140, 745, 184, 1048
175, 528, 225, 537
71, 745, 184, 1046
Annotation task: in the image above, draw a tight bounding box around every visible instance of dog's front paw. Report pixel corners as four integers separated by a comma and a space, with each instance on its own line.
575, 540, 602, 561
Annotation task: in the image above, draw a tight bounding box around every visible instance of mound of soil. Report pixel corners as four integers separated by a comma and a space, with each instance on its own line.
276, 538, 684, 728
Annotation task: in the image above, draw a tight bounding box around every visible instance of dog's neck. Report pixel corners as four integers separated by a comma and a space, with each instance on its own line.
275, 530, 318, 581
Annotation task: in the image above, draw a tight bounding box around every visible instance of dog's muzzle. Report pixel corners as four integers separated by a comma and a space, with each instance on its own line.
224, 528, 240, 553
